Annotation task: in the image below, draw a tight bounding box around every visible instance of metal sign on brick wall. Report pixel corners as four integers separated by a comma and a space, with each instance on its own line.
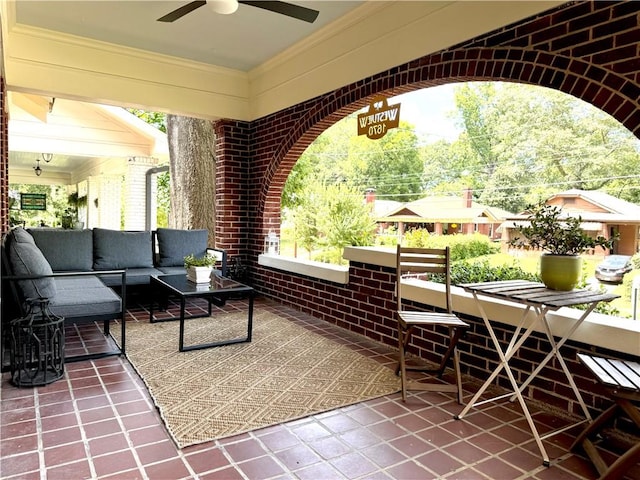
357, 96, 401, 140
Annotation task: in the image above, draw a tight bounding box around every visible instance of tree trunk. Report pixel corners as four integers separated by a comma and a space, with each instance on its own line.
166, 115, 216, 244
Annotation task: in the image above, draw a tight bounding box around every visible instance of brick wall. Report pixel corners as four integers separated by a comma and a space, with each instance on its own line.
213, 120, 251, 259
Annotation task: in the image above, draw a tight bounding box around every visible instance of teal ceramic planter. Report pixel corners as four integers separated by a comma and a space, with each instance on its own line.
539, 254, 582, 291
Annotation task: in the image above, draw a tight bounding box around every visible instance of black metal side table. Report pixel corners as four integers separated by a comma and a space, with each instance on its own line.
10, 299, 65, 387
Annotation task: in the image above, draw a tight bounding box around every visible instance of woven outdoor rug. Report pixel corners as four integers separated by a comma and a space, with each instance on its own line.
119, 310, 400, 448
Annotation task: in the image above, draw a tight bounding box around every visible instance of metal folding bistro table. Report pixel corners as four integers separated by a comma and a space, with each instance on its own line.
149, 274, 255, 352
454, 280, 618, 466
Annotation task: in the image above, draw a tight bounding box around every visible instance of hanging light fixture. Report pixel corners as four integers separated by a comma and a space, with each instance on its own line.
207, 0, 238, 15
41, 153, 53, 163
34, 159, 42, 176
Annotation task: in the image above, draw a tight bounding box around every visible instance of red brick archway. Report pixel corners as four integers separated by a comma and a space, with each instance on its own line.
211, 0, 640, 263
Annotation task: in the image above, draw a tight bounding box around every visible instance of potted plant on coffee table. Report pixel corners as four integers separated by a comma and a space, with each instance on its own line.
184, 253, 216, 284
509, 203, 615, 291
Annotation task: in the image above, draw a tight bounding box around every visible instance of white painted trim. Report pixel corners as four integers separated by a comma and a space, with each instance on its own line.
1, 0, 563, 121
258, 254, 349, 285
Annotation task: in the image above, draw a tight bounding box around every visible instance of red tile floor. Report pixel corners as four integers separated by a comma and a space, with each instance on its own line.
2, 297, 638, 480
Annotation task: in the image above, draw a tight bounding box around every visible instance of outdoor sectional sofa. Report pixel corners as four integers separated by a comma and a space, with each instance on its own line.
1, 226, 227, 369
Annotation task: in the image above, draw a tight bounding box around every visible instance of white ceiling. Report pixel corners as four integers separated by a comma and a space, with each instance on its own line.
2, 1, 565, 182
2, 1, 564, 122
14, 0, 364, 71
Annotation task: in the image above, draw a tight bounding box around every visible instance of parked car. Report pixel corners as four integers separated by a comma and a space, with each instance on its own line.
594, 255, 633, 284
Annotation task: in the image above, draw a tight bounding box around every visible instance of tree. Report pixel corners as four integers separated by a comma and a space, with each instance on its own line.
127, 109, 167, 133
165, 115, 217, 238
348, 121, 424, 201
281, 134, 330, 210
320, 183, 377, 249
284, 116, 425, 209
290, 182, 376, 262
8, 184, 68, 228
446, 82, 640, 211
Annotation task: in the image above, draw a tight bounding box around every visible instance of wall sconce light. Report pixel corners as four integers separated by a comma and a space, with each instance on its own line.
34, 159, 42, 176
41, 153, 53, 163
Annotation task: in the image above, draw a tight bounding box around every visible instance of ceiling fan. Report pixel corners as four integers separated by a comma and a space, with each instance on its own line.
158, 0, 320, 23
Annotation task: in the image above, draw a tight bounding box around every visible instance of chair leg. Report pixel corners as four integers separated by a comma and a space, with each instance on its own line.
572, 399, 640, 480
571, 404, 619, 451
600, 441, 640, 480
435, 326, 464, 377
453, 347, 463, 404
395, 325, 414, 376
397, 322, 408, 402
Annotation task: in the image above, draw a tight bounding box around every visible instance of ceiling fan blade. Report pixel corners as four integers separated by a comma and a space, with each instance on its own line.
239, 1, 319, 23
157, 1, 207, 22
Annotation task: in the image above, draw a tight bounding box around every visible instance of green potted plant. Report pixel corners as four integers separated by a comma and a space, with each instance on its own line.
509, 203, 615, 290
63, 192, 86, 229
184, 253, 216, 284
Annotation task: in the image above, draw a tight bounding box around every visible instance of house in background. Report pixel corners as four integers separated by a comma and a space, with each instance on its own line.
8, 93, 169, 231
364, 188, 402, 234
503, 189, 640, 256
375, 189, 512, 241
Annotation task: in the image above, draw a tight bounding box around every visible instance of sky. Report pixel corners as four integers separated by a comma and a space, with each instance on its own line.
391, 84, 461, 143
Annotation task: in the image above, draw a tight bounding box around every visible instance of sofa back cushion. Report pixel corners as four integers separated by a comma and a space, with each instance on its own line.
93, 228, 154, 270
28, 229, 93, 271
5, 227, 57, 301
156, 228, 208, 267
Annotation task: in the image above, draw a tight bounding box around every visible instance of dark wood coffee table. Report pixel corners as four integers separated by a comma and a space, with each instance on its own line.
149, 274, 255, 352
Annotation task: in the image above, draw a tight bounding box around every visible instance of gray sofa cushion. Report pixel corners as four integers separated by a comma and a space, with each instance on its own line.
6, 227, 57, 301
50, 276, 121, 318
28, 228, 93, 271
93, 228, 153, 270
156, 228, 208, 267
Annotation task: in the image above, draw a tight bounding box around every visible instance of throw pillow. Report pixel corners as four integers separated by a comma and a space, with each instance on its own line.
28, 229, 93, 271
156, 228, 208, 267
6, 227, 57, 301
93, 228, 154, 270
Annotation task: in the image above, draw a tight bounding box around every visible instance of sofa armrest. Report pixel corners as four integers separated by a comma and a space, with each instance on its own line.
207, 247, 228, 276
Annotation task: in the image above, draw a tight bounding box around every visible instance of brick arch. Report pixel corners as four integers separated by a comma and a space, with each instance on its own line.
251, 45, 640, 248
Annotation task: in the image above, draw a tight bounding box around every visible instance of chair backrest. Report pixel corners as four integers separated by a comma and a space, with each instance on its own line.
396, 245, 453, 314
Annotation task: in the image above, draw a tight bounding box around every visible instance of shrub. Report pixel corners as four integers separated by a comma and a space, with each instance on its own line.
375, 226, 399, 247
402, 230, 499, 261
401, 229, 432, 248
445, 259, 539, 285
311, 247, 347, 265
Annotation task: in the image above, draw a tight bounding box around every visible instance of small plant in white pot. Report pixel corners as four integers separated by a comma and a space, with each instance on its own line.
184, 253, 216, 284
509, 203, 615, 290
